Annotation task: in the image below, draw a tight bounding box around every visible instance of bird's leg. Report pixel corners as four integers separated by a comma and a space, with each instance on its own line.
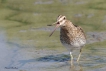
77, 49, 82, 64
70, 52, 73, 66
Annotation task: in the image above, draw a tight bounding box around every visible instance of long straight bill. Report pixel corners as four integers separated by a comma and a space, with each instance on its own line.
49, 24, 60, 37
47, 22, 58, 26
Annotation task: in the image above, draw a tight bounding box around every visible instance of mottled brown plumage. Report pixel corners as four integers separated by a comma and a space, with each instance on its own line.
49, 15, 86, 65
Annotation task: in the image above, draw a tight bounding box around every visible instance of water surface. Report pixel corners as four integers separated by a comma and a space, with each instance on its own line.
0, 0, 106, 71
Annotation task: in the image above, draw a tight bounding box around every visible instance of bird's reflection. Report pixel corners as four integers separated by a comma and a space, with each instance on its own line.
70, 64, 83, 71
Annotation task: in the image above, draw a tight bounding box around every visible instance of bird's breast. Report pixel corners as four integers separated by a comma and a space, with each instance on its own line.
60, 28, 86, 48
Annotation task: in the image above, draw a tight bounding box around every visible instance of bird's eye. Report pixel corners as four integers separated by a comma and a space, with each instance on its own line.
57, 22, 60, 24
64, 17, 66, 20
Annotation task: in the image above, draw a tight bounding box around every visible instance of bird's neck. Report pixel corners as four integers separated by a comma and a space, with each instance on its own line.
61, 20, 76, 31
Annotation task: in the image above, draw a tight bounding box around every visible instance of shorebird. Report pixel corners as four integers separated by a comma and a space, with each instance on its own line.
49, 15, 86, 65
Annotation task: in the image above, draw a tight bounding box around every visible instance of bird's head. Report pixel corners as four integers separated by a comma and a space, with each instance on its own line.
49, 15, 66, 37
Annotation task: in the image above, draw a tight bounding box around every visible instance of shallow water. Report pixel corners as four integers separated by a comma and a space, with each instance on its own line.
0, 29, 106, 71
0, 0, 106, 71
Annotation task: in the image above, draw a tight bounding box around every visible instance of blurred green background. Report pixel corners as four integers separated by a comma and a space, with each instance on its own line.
0, 0, 106, 50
